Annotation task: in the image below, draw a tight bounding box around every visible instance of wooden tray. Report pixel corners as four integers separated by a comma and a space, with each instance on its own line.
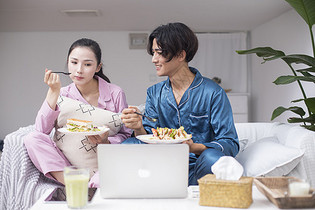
254, 177, 315, 209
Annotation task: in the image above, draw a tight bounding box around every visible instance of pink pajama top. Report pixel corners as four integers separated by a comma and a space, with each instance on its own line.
34, 76, 132, 143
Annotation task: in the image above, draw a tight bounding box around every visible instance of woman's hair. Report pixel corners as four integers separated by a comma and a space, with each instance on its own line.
147, 22, 198, 62
67, 38, 110, 83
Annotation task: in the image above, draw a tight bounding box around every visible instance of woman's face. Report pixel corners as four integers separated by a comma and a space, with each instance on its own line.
68, 46, 101, 86
151, 39, 182, 77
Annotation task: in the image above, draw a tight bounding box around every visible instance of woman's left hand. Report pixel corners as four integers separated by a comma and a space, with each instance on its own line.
88, 130, 110, 144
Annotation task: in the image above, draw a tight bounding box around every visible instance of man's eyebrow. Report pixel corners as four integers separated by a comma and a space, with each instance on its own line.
152, 48, 163, 52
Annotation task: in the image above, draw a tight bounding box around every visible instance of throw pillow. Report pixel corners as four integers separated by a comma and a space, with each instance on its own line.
236, 136, 304, 177
238, 139, 249, 153
53, 96, 123, 177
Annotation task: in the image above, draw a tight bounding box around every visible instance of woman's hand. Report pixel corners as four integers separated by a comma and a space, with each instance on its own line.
44, 68, 61, 92
44, 68, 61, 110
121, 106, 147, 135
182, 139, 207, 155
88, 130, 110, 144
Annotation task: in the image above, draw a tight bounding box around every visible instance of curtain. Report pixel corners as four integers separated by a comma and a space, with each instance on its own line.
190, 32, 248, 93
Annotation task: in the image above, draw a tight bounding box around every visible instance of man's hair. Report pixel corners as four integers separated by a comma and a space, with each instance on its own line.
147, 22, 198, 62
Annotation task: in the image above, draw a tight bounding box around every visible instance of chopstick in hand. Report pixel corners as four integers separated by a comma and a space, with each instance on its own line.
134, 112, 157, 122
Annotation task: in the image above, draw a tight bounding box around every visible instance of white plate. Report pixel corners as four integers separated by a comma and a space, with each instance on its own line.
136, 134, 191, 144
58, 126, 110, 136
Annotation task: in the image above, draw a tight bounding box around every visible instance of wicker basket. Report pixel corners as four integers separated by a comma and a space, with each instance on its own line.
198, 174, 253, 208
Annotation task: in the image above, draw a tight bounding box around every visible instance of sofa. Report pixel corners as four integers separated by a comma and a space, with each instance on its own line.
0, 122, 314, 210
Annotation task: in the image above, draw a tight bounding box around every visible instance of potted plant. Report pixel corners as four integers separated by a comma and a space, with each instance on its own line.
237, 0, 315, 131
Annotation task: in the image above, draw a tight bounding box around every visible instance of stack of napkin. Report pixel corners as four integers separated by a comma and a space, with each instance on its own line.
211, 156, 244, 180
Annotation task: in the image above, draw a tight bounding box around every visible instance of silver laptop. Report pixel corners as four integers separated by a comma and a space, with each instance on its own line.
97, 144, 189, 199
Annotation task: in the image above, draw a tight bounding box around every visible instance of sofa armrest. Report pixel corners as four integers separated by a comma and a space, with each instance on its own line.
0, 125, 59, 210
236, 122, 315, 188
275, 124, 315, 188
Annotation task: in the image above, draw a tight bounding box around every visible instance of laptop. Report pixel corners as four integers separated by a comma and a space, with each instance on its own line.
97, 144, 189, 199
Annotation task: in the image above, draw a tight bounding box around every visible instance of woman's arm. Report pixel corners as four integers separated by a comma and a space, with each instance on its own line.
44, 69, 61, 110
34, 69, 61, 134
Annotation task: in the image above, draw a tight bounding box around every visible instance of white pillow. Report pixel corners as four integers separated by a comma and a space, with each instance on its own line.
238, 139, 249, 153
54, 96, 123, 177
236, 137, 304, 177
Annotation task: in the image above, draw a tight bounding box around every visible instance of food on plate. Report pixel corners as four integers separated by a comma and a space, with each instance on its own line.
151, 126, 192, 140
66, 118, 100, 132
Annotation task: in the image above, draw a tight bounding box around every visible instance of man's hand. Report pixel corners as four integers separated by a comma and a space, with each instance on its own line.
88, 130, 110, 144
182, 139, 207, 155
121, 106, 147, 136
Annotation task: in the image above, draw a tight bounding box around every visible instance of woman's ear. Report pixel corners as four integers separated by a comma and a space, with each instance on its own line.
96, 63, 102, 72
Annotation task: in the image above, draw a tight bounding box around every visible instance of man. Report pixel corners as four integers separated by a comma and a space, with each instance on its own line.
121, 22, 239, 185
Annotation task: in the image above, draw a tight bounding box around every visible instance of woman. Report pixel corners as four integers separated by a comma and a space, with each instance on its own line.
121, 23, 239, 185
24, 38, 132, 187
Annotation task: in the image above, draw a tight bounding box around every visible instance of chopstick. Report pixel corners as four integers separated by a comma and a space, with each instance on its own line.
54, 72, 71, 75
134, 112, 157, 122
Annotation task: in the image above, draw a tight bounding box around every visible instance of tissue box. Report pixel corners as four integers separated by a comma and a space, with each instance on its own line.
198, 174, 253, 209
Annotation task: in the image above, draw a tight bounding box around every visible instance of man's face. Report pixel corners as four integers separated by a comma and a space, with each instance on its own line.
151, 39, 182, 78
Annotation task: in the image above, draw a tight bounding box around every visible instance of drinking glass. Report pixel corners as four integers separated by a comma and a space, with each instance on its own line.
288, 178, 310, 196
64, 166, 89, 209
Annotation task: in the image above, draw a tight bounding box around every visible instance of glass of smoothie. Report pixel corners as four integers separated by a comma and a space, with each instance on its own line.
64, 166, 89, 209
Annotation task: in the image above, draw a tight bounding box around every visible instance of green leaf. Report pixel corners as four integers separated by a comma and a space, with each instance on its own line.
271, 106, 305, 120
292, 98, 305, 103
288, 117, 305, 123
236, 47, 285, 63
301, 125, 315, 131
300, 71, 314, 77
289, 106, 306, 116
298, 76, 315, 82
296, 67, 315, 73
285, 0, 315, 28
282, 54, 315, 67
305, 97, 315, 114
273, 75, 315, 85
288, 114, 315, 123
273, 76, 297, 85
271, 106, 287, 120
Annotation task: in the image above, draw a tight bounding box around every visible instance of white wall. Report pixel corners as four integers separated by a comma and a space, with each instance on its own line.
1, 9, 314, 139
0, 31, 166, 139
250, 9, 315, 122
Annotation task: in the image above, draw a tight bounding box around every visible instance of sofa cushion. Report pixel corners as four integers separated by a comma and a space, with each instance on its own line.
236, 137, 304, 177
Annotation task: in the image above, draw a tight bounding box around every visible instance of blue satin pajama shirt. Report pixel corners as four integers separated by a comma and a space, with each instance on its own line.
124, 67, 239, 185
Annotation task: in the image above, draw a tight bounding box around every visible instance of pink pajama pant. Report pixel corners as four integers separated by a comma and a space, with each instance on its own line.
23, 131, 99, 187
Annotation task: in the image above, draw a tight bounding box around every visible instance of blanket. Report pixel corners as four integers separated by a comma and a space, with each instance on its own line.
0, 125, 61, 210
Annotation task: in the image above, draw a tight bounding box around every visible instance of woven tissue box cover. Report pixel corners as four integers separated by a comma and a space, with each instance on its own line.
198, 174, 253, 208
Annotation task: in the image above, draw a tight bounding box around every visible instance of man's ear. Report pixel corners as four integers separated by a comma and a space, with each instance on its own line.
178, 50, 186, 61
